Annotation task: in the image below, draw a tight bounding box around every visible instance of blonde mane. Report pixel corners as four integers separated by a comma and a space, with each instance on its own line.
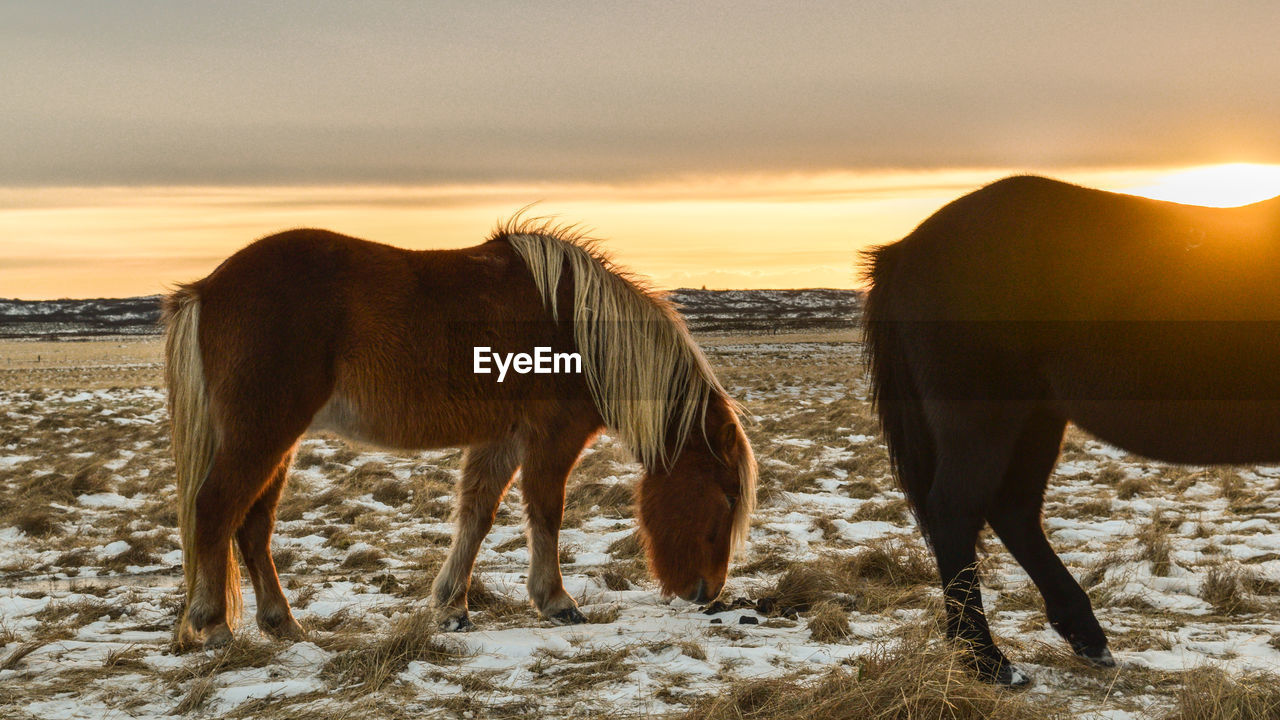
497, 219, 756, 549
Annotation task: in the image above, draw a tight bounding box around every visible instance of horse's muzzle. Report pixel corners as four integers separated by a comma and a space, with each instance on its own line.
684, 578, 720, 604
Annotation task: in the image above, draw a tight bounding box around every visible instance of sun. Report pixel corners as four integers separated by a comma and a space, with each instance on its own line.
1122, 163, 1280, 208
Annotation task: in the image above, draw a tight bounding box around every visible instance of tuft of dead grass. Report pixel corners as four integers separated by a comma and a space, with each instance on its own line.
529, 644, 636, 697
1161, 667, 1280, 720
1116, 474, 1152, 500
754, 542, 935, 616
1093, 464, 1126, 486
562, 480, 633, 528
806, 601, 852, 642
1137, 512, 1177, 577
322, 609, 468, 692
0, 641, 41, 670
681, 620, 1065, 720
340, 547, 387, 570
607, 531, 645, 560
465, 575, 530, 622
1200, 565, 1266, 615
850, 498, 908, 523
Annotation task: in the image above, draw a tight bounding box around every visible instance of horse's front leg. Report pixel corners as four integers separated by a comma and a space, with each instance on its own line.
520, 441, 591, 624
432, 440, 520, 630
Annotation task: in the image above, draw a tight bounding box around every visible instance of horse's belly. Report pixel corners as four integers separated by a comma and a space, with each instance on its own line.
307, 390, 487, 450
1065, 400, 1280, 464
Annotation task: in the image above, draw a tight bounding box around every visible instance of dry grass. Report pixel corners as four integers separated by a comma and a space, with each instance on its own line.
806, 601, 852, 642
322, 609, 468, 692
1138, 512, 1177, 577
738, 546, 794, 577
759, 564, 848, 613
607, 530, 645, 560
1116, 474, 1152, 500
340, 547, 387, 570
529, 645, 636, 697
562, 479, 633, 528
1065, 495, 1113, 518
1200, 565, 1266, 615
591, 563, 644, 591
753, 542, 935, 616
1161, 667, 1280, 719
1093, 464, 1127, 486
850, 498, 908, 523
465, 575, 532, 622
681, 621, 1065, 720
0, 641, 41, 670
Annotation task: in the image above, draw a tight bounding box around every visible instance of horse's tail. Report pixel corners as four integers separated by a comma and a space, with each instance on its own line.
163, 285, 241, 636
862, 241, 935, 545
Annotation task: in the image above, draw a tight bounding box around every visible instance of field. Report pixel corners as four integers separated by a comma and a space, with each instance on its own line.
3, 334, 1280, 719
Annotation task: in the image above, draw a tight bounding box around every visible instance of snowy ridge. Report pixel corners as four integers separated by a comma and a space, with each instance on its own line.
0, 290, 862, 339
0, 296, 163, 338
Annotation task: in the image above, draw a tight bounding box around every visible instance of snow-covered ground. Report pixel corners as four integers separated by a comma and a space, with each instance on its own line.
2, 338, 1279, 718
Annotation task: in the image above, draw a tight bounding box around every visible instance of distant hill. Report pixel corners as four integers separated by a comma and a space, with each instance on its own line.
669, 288, 861, 333
0, 296, 165, 339
0, 289, 861, 339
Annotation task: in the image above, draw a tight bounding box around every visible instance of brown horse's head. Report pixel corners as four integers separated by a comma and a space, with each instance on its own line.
636, 399, 756, 603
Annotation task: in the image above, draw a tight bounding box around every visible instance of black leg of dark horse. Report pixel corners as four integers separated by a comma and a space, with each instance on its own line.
987, 411, 1111, 665
925, 402, 1031, 686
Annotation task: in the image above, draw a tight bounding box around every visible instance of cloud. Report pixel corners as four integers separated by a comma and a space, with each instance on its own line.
3, 2, 1279, 185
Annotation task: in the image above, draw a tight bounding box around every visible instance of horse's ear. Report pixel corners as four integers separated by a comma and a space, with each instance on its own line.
717, 419, 739, 462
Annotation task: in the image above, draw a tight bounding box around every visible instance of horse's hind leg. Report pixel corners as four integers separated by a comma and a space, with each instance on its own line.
432, 439, 521, 631
986, 411, 1111, 665
925, 400, 1033, 686
235, 450, 303, 641
186, 439, 291, 647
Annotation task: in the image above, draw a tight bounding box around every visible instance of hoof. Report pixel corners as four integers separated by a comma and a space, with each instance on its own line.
994, 663, 1032, 688
1078, 645, 1116, 668
550, 607, 587, 625
439, 612, 474, 632
260, 616, 305, 642
202, 624, 234, 649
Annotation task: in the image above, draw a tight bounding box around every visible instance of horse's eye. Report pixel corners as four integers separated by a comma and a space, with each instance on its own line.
726, 495, 737, 511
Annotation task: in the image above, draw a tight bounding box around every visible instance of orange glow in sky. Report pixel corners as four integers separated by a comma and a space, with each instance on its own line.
2, 164, 1278, 299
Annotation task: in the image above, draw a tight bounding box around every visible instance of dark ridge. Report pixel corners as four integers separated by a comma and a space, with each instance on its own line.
0, 296, 164, 339
0, 290, 862, 339
669, 288, 862, 334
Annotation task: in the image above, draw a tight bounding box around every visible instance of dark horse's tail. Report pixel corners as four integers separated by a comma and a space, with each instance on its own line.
862, 241, 935, 545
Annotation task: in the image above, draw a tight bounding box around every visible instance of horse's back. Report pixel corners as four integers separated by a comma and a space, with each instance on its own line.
870, 177, 1280, 463
187, 229, 585, 449
886, 176, 1280, 323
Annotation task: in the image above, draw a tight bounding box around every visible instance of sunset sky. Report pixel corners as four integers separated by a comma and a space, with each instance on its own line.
3, 2, 1280, 299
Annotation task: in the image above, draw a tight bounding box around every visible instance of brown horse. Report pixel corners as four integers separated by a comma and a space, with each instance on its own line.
164, 220, 757, 648
864, 175, 1280, 685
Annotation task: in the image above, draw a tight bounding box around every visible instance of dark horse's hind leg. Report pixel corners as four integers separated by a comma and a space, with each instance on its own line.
925, 400, 1034, 686
987, 411, 1111, 665
235, 451, 304, 641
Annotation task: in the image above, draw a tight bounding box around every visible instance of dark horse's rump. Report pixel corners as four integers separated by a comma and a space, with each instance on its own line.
864, 175, 1280, 684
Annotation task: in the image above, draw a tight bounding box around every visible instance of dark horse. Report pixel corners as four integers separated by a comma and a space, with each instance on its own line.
164, 220, 756, 648
864, 175, 1280, 685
